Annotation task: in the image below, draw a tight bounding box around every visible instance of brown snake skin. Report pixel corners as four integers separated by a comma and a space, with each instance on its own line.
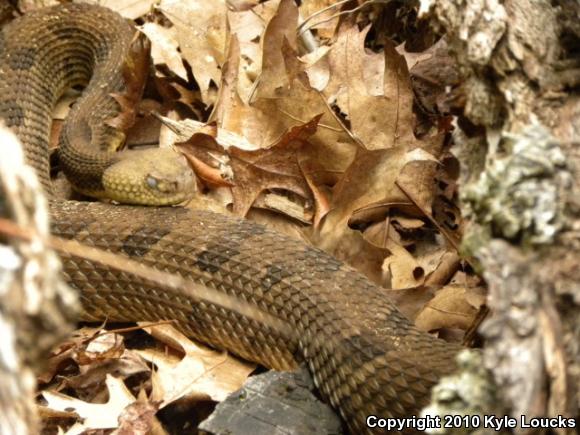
0, 4, 461, 433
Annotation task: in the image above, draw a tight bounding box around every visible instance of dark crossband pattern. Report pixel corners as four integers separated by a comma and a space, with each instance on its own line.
0, 4, 460, 434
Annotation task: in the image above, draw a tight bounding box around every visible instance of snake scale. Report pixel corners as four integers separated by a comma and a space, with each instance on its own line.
0, 4, 461, 433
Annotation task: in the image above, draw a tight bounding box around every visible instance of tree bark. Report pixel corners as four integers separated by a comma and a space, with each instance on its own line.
428, 0, 580, 430
0, 126, 79, 435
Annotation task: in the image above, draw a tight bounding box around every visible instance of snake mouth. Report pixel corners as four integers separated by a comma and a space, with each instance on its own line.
102, 148, 196, 205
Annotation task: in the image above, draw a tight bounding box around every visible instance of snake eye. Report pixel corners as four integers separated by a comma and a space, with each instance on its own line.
146, 175, 180, 193
146, 176, 158, 189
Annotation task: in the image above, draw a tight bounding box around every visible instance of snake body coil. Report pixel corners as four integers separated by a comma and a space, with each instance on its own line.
0, 4, 460, 433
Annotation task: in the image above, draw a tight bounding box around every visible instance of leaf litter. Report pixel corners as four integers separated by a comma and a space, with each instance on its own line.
35, 0, 486, 432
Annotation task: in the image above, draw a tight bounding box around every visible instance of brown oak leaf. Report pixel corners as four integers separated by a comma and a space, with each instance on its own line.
323, 19, 416, 150
228, 115, 322, 216
107, 32, 151, 134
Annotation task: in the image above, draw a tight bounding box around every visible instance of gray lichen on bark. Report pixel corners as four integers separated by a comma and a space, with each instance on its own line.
422, 350, 506, 435
462, 125, 570, 247
424, 0, 580, 430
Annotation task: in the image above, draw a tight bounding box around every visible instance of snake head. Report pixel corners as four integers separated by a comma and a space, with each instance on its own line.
102, 148, 196, 205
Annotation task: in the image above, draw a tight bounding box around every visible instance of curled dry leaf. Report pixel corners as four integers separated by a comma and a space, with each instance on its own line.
176, 131, 236, 188
65, 350, 150, 395
185, 148, 234, 188
395, 140, 445, 217
39, 327, 103, 384
299, 158, 333, 227
107, 33, 151, 133
253, 192, 313, 223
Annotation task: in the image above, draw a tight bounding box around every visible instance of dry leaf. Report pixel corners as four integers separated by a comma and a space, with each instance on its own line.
137, 324, 256, 406
415, 243, 451, 281
163, 116, 256, 150
66, 350, 150, 394
301, 45, 332, 90
323, 20, 416, 150
180, 114, 321, 216
76, 331, 124, 365
227, 9, 266, 100
311, 144, 444, 284
414, 285, 479, 332
158, 0, 227, 104
396, 41, 433, 70
382, 240, 425, 289
37, 404, 78, 433
395, 140, 445, 216
228, 116, 318, 216
299, 158, 333, 227
139, 22, 188, 80
39, 327, 102, 384
107, 33, 151, 133
209, 35, 244, 127
112, 397, 163, 435
256, 0, 298, 98
226, 0, 285, 101
42, 375, 136, 432
253, 192, 313, 223
81, 0, 156, 19
214, 6, 356, 180
299, 0, 341, 38
389, 286, 438, 322
176, 132, 235, 187
311, 146, 406, 282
